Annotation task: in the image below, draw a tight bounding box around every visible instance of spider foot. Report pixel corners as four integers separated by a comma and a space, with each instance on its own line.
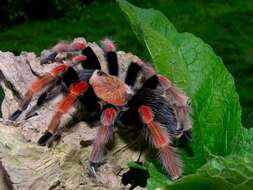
41, 52, 58, 64
177, 129, 193, 157
37, 130, 53, 146
88, 162, 98, 178
183, 130, 192, 141
9, 109, 23, 121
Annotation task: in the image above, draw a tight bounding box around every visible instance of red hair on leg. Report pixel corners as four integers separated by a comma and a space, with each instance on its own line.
38, 81, 88, 145
90, 107, 117, 164
139, 105, 182, 180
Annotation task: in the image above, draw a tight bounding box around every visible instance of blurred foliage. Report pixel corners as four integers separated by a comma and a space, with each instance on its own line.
0, 0, 93, 28
0, 0, 56, 27
54, 0, 87, 22
0, 0, 253, 129
0, 0, 32, 26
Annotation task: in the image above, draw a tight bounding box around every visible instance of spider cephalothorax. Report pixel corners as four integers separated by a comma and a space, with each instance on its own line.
9, 38, 191, 180
90, 70, 133, 106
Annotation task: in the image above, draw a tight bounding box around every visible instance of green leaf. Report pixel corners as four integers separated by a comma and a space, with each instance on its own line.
115, 0, 177, 44
143, 161, 172, 190
117, 0, 243, 174
127, 161, 147, 171
167, 154, 253, 190
168, 175, 232, 190
236, 128, 253, 154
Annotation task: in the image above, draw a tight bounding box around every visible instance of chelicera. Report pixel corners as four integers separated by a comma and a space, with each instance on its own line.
9, 38, 191, 180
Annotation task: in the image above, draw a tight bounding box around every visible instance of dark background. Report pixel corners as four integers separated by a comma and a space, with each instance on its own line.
0, 0, 252, 128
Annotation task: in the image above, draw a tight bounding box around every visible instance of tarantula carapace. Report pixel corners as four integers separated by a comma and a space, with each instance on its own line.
9, 38, 191, 180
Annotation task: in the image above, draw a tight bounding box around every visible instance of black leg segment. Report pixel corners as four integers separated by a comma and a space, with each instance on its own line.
82, 47, 101, 70
106, 51, 118, 76
141, 75, 159, 89
37, 130, 53, 146
125, 62, 142, 86
62, 67, 79, 87
9, 109, 23, 121
79, 86, 100, 113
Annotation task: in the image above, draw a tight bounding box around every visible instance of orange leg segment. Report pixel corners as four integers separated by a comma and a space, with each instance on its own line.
89, 106, 117, 176
139, 105, 182, 180
37, 81, 89, 146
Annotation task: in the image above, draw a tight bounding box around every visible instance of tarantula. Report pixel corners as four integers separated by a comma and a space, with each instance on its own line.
9, 38, 191, 180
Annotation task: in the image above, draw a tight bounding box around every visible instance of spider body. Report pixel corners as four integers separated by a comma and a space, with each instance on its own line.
9, 38, 191, 180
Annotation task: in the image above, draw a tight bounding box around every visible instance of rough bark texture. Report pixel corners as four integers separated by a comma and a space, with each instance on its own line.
0, 39, 148, 190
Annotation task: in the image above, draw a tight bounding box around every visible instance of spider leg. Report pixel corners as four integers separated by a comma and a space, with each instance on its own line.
158, 75, 191, 133
41, 40, 86, 64
138, 105, 182, 180
100, 39, 118, 76
9, 65, 64, 121
37, 81, 89, 146
135, 60, 156, 79
124, 60, 156, 87
24, 79, 62, 120
36, 79, 62, 106
9, 55, 87, 121
89, 106, 117, 177
40, 52, 58, 65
